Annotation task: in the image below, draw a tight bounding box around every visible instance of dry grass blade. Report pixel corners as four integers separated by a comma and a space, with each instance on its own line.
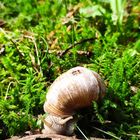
92, 127, 122, 140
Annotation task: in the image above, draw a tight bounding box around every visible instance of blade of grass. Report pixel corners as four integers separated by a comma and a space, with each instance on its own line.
110, 0, 126, 25
92, 126, 122, 140
76, 125, 89, 140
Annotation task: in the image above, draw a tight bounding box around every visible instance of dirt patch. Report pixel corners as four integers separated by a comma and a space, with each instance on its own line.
6, 134, 109, 140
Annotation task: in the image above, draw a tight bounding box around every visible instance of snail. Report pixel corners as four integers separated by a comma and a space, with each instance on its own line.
42, 66, 106, 135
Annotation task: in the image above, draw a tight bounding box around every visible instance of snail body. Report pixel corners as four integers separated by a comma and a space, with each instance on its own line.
43, 66, 105, 135
42, 115, 75, 135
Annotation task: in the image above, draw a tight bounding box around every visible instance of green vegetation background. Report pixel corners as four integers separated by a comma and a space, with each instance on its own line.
0, 0, 140, 139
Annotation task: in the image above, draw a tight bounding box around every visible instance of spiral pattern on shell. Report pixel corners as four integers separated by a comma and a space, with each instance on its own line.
44, 66, 106, 117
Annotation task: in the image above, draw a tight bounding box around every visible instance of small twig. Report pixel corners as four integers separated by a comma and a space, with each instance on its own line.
92, 127, 122, 140
10, 39, 25, 57
59, 37, 96, 57
29, 53, 40, 74
49, 50, 92, 56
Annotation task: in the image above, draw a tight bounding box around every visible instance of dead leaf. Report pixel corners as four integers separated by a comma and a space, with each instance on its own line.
61, 3, 83, 25
47, 31, 55, 40
130, 86, 139, 94
0, 19, 6, 27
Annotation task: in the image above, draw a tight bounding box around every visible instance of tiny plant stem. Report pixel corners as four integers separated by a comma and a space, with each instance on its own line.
31, 37, 43, 77
0, 28, 8, 38
92, 126, 122, 140
33, 39, 40, 67
40, 36, 48, 53
76, 125, 89, 140
71, 24, 75, 45
64, 0, 68, 13
23, 35, 42, 75
5, 82, 14, 100
122, 132, 140, 137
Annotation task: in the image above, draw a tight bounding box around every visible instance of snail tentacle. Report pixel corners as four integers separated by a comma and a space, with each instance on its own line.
58, 116, 73, 125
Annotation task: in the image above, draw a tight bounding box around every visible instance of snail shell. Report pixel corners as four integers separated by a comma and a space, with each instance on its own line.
44, 66, 105, 117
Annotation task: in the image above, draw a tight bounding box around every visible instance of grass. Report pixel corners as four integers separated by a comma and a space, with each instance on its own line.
0, 0, 140, 139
